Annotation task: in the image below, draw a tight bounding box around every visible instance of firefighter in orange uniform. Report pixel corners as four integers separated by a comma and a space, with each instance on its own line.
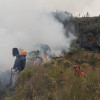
74, 65, 80, 73
74, 65, 85, 77
79, 71, 85, 77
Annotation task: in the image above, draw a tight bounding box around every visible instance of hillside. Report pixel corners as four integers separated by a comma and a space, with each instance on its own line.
56, 14, 100, 51
74, 16, 100, 51
1, 16, 100, 100
3, 49, 100, 100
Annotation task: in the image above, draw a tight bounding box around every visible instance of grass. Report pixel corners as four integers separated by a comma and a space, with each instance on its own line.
3, 50, 100, 100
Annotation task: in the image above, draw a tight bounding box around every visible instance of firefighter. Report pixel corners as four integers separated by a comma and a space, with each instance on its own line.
74, 64, 80, 73
74, 64, 85, 77
9, 50, 27, 90
79, 70, 85, 77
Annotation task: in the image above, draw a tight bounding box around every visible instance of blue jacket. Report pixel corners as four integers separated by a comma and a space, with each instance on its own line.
13, 55, 26, 71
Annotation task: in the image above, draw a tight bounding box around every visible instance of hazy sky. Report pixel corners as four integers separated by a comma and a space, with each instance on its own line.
0, 0, 99, 16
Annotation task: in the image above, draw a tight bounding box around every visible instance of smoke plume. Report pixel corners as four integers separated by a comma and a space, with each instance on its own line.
0, 0, 78, 71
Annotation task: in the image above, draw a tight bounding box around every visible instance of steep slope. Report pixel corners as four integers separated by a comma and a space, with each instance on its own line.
75, 16, 100, 50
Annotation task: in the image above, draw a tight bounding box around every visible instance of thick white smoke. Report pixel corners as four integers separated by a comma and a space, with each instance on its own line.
0, 0, 77, 71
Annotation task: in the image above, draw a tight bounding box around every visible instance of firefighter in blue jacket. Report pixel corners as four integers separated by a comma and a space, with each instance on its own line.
9, 50, 27, 89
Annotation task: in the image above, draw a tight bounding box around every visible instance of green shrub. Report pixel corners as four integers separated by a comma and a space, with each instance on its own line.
20, 70, 34, 80
50, 60, 56, 64
68, 41, 84, 56
81, 63, 89, 68
43, 62, 52, 68
47, 66, 64, 80
57, 58, 65, 64
64, 60, 72, 67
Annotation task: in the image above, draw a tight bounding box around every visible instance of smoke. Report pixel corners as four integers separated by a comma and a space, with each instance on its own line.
0, 0, 78, 71
0, 70, 11, 88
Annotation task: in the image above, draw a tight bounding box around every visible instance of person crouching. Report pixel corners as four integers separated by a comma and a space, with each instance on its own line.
74, 64, 85, 77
